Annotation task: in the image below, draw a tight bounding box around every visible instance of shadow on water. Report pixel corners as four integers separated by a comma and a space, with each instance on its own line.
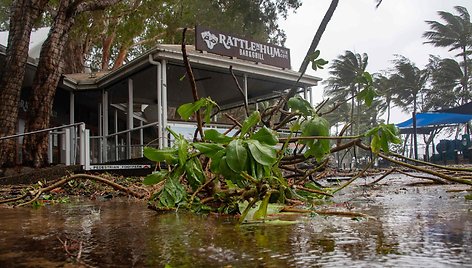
0, 177, 471, 267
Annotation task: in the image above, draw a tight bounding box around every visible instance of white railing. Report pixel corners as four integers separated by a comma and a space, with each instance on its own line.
0, 122, 87, 166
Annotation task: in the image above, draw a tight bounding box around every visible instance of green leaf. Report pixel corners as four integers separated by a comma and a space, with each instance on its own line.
218, 156, 245, 187
204, 129, 233, 144
203, 103, 213, 124
380, 134, 390, 153
144, 147, 178, 164
241, 111, 261, 136
247, 140, 277, 166
176, 137, 189, 166
312, 58, 329, 71
177, 99, 206, 120
357, 86, 378, 107
365, 124, 402, 154
301, 117, 330, 138
365, 126, 379, 137
226, 140, 248, 173
371, 134, 381, 154
218, 156, 232, 176
308, 50, 320, 61
193, 142, 225, 158
251, 126, 278, 146
253, 192, 271, 220
210, 150, 225, 174
290, 121, 301, 132
288, 96, 313, 117
143, 170, 169, 185
158, 174, 186, 208
301, 117, 330, 161
185, 158, 205, 190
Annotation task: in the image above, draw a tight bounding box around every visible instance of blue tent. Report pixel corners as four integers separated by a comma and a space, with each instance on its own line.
397, 112, 472, 129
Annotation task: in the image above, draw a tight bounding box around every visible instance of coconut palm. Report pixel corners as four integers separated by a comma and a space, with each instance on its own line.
391, 56, 429, 114
373, 73, 395, 124
425, 55, 470, 110
423, 6, 472, 92
324, 50, 369, 135
390, 55, 429, 160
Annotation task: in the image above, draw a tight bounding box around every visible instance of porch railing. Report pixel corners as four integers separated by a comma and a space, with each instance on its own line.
0, 122, 87, 166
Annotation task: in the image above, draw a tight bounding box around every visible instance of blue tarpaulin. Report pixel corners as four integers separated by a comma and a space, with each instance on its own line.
397, 112, 472, 129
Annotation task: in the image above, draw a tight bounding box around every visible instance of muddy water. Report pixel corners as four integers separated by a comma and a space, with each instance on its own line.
0, 177, 471, 267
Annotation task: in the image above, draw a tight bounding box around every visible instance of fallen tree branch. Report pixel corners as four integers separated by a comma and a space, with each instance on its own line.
389, 151, 472, 172
355, 141, 472, 186
367, 168, 396, 186
396, 169, 447, 184
189, 175, 218, 205
279, 135, 362, 143
293, 185, 333, 197
280, 206, 374, 219
1, 173, 147, 207
333, 161, 372, 194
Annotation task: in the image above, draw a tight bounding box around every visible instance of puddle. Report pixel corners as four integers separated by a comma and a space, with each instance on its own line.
0, 176, 471, 267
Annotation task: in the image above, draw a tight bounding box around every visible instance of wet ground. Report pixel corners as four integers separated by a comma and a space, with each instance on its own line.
0, 174, 471, 267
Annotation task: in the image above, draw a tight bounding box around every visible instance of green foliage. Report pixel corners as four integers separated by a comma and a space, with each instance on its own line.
252, 192, 271, 221
143, 170, 168, 185
144, 147, 179, 164
356, 72, 378, 107
365, 123, 402, 154
251, 126, 279, 146
308, 50, 329, 71
300, 117, 331, 161
204, 129, 233, 143
157, 174, 187, 208
226, 140, 248, 173
247, 140, 277, 166
144, 95, 336, 221
288, 95, 314, 116
241, 111, 261, 136
185, 158, 205, 190
287, 95, 331, 161
193, 142, 224, 157
177, 97, 218, 124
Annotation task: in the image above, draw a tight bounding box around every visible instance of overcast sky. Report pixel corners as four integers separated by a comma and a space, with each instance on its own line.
280, 0, 472, 123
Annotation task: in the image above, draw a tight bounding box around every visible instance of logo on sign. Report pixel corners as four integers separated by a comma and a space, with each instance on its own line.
201, 31, 218, 49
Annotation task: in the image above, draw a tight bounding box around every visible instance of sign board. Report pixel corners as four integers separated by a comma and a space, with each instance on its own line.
195, 25, 291, 69
89, 164, 151, 170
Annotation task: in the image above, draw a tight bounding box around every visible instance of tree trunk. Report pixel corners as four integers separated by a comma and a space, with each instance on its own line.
111, 44, 129, 70
22, 3, 77, 167
62, 36, 89, 74
277, 0, 339, 119
101, 32, 115, 70
297, 0, 339, 76
0, 0, 47, 168
462, 45, 469, 96
22, 0, 122, 167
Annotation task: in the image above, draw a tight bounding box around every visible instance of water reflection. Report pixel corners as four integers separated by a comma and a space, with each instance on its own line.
0, 181, 471, 267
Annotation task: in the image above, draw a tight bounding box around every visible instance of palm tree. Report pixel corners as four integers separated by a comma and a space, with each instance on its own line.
374, 74, 395, 124
391, 56, 429, 113
391, 55, 429, 160
324, 50, 369, 135
425, 55, 469, 110
423, 6, 472, 92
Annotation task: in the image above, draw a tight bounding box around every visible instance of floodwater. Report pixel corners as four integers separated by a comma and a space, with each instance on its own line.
0, 176, 471, 267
